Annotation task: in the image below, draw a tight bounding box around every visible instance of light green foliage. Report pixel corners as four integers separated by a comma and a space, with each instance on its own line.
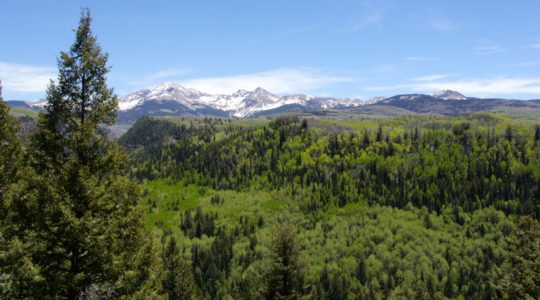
140, 178, 516, 299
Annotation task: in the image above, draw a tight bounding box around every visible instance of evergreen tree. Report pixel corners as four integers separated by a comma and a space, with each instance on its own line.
163, 238, 199, 300
0, 81, 35, 299
1, 9, 163, 299
501, 216, 540, 299
534, 125, 540, 146
266, 224, 304, 300
0, 81, 22, 205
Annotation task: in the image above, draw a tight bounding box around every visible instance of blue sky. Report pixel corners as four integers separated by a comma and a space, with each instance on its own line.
1, 0, 540, 100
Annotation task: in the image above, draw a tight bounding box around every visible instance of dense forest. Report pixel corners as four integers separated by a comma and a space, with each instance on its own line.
1, 8, 540, 300
115, 114, 540, 299
118, 114, 540, 299
122, 115, 540, 218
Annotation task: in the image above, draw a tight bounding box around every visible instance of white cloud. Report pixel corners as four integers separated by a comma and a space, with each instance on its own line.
532, 43, 540, 49
474, 45, 507, 55
413, 74, 450, 81
366, 76, 540, 97
0, 61, 55, 93
182, 68, 354, 95
120, 68, 194, 87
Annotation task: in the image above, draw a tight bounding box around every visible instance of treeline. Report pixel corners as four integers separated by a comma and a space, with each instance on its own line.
122, 114, 540, 218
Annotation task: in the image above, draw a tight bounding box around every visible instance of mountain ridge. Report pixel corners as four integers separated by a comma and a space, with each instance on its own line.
7, 84, 540, 123
117, 81, 366, 118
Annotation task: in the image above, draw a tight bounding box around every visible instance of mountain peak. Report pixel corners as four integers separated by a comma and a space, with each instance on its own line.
250, 87, 275, 98
432, 90, 467, 100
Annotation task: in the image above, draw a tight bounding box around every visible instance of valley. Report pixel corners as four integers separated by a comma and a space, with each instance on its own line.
120, 114, 539, 298
2, 3, 540, 299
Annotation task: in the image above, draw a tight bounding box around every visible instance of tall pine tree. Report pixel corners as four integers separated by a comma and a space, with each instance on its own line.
500, 216, 540, 299
0, 81, 22, 205
1, 9, 163, 299
0, 81, 36, 299
266, 224, 305, 300
162, 238, 199, 299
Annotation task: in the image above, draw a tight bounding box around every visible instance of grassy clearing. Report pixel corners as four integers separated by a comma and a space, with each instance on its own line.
140, 179, 286, 238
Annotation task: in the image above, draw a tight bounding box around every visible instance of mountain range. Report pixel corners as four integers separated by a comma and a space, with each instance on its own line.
114, 82, 369, 121
8, 82, 540, 123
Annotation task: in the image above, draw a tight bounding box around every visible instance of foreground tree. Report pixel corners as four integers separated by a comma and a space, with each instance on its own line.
0, 82, 33, 299
1, 9, 163, 299
0, 81, 21, 204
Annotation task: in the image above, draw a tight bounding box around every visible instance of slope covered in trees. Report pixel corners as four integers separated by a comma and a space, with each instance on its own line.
122, 114, 540, 218
120, 114, 540, 299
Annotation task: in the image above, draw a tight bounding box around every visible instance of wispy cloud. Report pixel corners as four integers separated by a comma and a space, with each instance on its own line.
532, 43, 540, 49
245, 25, 321, 46
342, 12, 384, 32
182, 68, 354, 95
358, 13, 384, 29
366, 76, 540, 97
413, 74, 450, 81
504, 60, 540, 68
405, 56, 438, 62
0, 61, 55, 94
120, 68, 194, 88
428, 15, 460, 32
474, 45, 507, 55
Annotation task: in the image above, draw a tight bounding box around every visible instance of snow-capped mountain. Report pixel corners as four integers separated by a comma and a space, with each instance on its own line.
365, 96, 386, 105
29, 99, 48, 109
8, 87, 540, 128
118, 82, 366, 118
431, 90, 467, 100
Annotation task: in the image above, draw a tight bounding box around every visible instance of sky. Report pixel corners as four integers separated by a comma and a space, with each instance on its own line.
1, 0, 540, 100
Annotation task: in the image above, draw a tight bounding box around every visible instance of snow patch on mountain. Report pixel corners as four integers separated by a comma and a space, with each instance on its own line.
432, 90, 467, 100
119, 82, 365, 117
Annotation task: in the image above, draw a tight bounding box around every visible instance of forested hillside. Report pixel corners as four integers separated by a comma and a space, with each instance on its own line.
2, 7, 540, 300
119, 114, 540, 299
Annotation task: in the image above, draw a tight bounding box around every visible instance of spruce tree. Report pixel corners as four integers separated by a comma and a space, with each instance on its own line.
162, 238, 199, 299
0, 81, 22, 204
266, 224, 304, 300
0, 81, 35, 299
1, 9, 163, 299
501, 216, 540, 299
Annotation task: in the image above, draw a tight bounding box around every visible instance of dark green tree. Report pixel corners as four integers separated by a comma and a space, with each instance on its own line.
266, 224, 305, 300
534, 125, 540, 146
162, 238, 199, 300
500, 216, 540, 299
1, 9, 163, 299
0, 82, 36, 299
0, 81, 22, 205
